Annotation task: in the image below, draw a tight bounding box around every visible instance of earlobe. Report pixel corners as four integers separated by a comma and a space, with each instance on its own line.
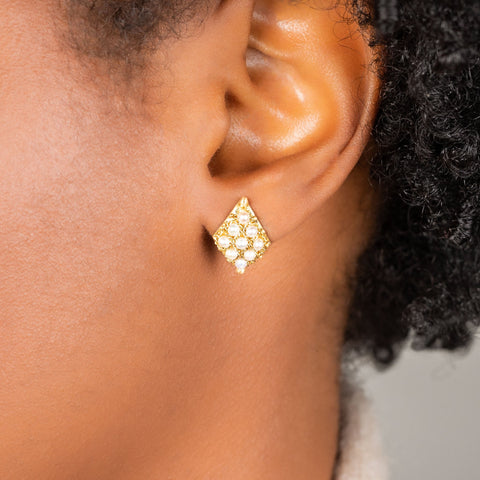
201, 0, 380, 243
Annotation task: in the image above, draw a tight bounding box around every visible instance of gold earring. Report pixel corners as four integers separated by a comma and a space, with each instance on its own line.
213, 197, 271, 274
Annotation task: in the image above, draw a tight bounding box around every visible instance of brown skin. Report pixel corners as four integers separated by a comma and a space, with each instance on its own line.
0, 1, 379, 479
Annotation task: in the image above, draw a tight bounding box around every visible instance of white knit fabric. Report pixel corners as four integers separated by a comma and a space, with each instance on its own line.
334, 382, 389, 480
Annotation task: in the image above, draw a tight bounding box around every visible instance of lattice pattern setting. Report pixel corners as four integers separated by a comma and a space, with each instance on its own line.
213, 197, 271, 274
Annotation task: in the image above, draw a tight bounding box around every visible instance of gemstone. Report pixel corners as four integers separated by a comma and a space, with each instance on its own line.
244, 249, 257, 262
228, 223, 241, 237
235, 258, 248, 272
225, 248, 239, 260
253, 238, 264, 251
235, 237, 249, 250
237, 210, 250, 225
218, 236, 231, 248
245, 225, 258, 238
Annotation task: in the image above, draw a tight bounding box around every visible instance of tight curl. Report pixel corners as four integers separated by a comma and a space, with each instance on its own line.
346, 0, 480, 364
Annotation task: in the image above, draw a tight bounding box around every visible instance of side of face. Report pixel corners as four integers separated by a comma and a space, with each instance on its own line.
0, 1, 379, 477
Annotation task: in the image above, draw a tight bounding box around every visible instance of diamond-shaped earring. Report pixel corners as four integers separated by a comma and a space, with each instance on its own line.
213, 197, 271, 274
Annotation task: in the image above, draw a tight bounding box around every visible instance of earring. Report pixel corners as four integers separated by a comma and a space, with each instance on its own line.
213, 197, 271, 274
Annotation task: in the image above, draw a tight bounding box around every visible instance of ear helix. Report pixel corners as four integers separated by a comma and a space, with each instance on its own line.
212, 197, 271, 274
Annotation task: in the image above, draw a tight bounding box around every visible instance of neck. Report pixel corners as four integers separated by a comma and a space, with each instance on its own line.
123, 211, 356, 480
175, 304, 342, 480
135, 302, 343, 480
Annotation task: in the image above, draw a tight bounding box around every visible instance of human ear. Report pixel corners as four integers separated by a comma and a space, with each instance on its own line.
199, 0, 380, 242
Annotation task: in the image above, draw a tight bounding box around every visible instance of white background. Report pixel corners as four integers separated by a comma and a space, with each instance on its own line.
361, 340, 480, 480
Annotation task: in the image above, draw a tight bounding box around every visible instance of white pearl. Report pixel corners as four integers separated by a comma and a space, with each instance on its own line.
235, 237, 248, 250
237, 210, 250, 225
253, 238, 264, 251
228, 223, 240, 237
235, 258, 248, 272
218, 236, 231, 248
225, 248, 239, 260
245, 225, 258, 238
244, 249, 257, 262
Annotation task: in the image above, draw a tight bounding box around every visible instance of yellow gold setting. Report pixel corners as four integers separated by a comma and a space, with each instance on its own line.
213, 197, 271, 274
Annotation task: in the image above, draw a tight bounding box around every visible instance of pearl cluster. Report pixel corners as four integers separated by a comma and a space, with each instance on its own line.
213, 197, 271, 274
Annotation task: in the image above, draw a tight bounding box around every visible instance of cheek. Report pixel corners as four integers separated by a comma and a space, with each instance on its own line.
0, 6, 232, 471
0, 127, 199, 474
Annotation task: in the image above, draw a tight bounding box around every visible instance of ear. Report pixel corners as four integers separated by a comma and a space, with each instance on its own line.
200, 0, 380, 242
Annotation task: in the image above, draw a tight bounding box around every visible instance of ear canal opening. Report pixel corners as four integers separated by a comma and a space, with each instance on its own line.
207, 90, 238, 177
207, 147, 222, 177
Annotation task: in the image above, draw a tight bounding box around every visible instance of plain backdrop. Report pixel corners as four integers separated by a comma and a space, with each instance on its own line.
361, 338, 480, 480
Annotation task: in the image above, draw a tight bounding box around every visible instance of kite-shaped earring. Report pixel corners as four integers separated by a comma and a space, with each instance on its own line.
212, 197, 271, 274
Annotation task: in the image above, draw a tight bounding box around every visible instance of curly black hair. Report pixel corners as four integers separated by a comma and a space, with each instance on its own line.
65, 0, 480, 365
346, 0, 480, 364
